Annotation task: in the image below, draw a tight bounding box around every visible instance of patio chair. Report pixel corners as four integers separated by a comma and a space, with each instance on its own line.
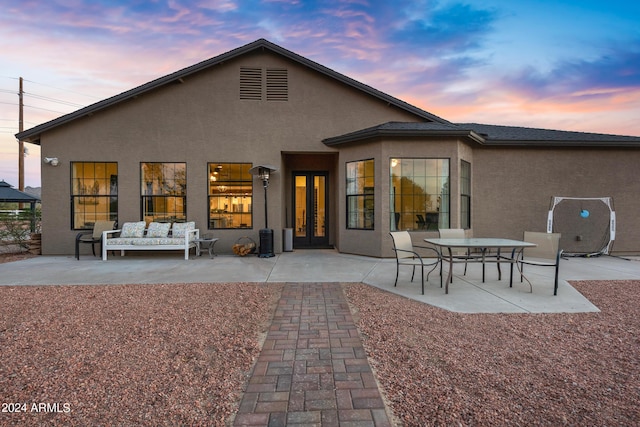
390, 231, 440, 294
75, 220, 116, 260
513, 231, 563, 295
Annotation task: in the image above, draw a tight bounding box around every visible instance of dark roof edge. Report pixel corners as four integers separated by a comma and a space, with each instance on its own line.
16, 39, 449, 144
324, 121, 640, 147
479, 140, 640, 147
323, 125, 485, 146
459, 123, 640, 147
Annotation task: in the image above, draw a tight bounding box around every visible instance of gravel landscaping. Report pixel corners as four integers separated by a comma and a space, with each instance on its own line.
1, 251, 638, 426
345, 280, 640, 426
0, 281, 282, 426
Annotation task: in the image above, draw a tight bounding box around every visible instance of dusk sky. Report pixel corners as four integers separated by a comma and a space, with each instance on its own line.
1, 0, 639, 188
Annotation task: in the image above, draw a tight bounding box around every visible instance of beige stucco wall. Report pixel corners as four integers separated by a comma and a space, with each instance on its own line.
334, 138, 640, 257
335, 136, 473, 258
334, 141, 382, 257
472, 146, 640, 253
39, 50, 421, 255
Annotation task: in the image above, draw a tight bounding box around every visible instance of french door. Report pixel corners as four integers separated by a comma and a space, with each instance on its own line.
293, 172, 329, 248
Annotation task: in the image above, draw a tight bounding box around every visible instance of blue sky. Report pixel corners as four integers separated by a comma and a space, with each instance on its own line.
1, 0, 639, 187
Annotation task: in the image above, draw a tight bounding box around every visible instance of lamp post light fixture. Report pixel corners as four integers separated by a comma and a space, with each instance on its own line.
249, 164, 278, 258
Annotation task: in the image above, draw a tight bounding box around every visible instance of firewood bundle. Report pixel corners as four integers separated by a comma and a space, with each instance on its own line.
232, 237, 256, 256
29, 233, 42, 255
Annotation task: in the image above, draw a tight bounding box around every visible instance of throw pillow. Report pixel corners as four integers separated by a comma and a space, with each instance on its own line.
147, 222, 171, 238
120, 221, 147, 238
172, 221, 195, 238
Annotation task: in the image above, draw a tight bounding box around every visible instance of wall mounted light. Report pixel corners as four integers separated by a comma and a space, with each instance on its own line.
43, 157, 59, 166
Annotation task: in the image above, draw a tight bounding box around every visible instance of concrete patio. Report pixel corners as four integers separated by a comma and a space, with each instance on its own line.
2, 249, 639, 313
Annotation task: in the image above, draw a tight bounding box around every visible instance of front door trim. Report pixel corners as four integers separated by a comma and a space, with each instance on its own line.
292, 171, 330, 249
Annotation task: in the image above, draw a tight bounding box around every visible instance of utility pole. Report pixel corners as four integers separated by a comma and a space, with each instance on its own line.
18, 77, 24, 192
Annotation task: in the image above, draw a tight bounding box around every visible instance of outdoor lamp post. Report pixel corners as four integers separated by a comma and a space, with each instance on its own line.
249, 165, 278, 258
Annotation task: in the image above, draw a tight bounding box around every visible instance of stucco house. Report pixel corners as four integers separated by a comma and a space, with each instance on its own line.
16, 39, 640, 258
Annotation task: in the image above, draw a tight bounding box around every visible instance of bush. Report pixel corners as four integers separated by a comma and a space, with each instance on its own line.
0, 209, 41, 252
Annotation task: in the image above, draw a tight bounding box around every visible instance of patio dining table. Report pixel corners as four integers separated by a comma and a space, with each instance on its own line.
424, 238, 537, 294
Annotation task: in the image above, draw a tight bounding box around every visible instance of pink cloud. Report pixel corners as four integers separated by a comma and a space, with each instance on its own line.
400, 86, 640, 136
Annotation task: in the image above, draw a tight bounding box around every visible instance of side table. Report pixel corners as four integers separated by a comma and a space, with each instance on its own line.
194, 237, 219, 259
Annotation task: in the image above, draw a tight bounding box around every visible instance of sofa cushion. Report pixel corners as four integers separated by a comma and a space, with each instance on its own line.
104, 237, 136, 245
132, 237, 186, 245
147, 222, 171, 238
120, 221, 146, 238
172, 221, 195, 238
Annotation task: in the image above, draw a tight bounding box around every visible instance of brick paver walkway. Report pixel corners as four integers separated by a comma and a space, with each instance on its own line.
233, 283, 393, 426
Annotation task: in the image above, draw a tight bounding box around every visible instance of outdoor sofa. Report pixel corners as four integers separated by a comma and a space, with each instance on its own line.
102, 221, 199, 260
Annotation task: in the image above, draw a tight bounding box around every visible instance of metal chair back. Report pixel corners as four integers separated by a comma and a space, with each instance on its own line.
438, 228, 467, 256
92, 220, 116, 239
523, 231, 560, 260
390, 231, 415, 259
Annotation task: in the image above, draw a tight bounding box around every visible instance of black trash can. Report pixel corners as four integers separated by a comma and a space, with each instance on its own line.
259, 228, 275, 258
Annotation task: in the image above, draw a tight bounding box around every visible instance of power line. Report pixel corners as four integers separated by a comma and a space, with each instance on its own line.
1, 77, 98, 121
0, 120, 40, 128
24, 92, 85, 108
0, 79, 95, 142
1, 102, 67, 114
22, 78, 101, 101
23, 104, 67, 114
2, 88, 88, 108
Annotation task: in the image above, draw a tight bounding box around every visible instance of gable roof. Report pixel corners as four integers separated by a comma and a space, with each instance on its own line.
324, 121, 640, 147
0, 181, 40, 203
16, 39, 450, 145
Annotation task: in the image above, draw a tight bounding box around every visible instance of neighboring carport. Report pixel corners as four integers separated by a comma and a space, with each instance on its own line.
0, 180, 40, 232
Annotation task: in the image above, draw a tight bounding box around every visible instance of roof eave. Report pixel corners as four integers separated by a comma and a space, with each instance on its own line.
480, 140, 640, 148
323, 128, 485, 146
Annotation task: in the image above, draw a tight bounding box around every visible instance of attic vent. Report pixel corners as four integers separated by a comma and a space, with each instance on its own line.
240, 67, 262, 100
266, 68, 288, 101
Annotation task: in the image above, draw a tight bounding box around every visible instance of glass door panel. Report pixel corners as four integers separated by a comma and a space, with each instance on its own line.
314, 175, 326, 238
295, 175, 307, 238
293, 172, 329, 248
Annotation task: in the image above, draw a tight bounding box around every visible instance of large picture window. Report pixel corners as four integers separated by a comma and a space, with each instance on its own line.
208, 163, 252, 229
71, 162, 118, 229
346, 159, 374, 230
461, 160, 471, 229
390, 158, 449, 231
141, 163, 186, 223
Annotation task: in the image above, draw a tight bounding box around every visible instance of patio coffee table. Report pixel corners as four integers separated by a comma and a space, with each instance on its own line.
424, 238, 536, 294
193, 237, 219, 259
